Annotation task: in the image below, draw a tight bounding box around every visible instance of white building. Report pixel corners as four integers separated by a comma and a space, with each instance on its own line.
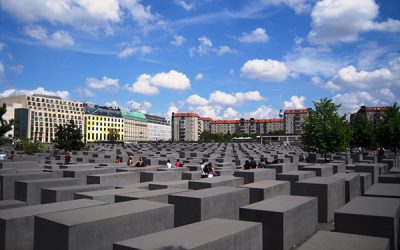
145, 114, 171, 141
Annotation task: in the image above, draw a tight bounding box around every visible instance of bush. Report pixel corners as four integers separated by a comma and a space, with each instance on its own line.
15, 139, 48, 154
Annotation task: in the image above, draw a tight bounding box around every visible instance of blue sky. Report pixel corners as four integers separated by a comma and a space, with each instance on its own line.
0, 0, 399, 119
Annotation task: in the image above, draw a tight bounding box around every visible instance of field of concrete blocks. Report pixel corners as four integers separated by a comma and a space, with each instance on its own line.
0, 142, 399, 250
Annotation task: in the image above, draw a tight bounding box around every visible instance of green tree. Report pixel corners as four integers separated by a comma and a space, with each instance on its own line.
15, 139, 47, 154
108, 128, 119, 143
54, 120, 85, 151
375, 103, 400, 160
302, 98, 350, 161
199, 131, 213, 142
350, 113, 375, 149
0, 103, 14, 141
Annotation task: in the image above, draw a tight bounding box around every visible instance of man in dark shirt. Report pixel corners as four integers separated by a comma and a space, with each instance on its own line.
249, 157, 257, 169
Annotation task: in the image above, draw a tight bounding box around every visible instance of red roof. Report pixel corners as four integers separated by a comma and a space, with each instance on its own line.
255, 118, 284, 123
365, 106, 388, 111
211, 120, 240, 124
199, 117, 213, 121
284, 109, 310, 114
173, 113, 199, 117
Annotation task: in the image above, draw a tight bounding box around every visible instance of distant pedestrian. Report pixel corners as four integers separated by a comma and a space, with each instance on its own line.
64, 152, 71, 165
166, 159, 172, 168
127, 155, 133, 166
115, 156, 121, 164
175, 159, 183, 167
249, 157, 257, 169
135, 157, 146, 167
377, 146, 385, 162
202, 162, 218, 178
244, 160, 251, 170
257, 159, 266, 168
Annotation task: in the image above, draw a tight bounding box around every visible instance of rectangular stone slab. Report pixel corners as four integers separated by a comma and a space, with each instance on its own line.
168, 186, 249, 227
140, 171, 182, 182
363, 183, 400, 198
74, 187, 144, 203
148, 180, 189, 190
115, 188, 188, 203
14, 178, 82, 205
301, 165, 333, 177
333, 173, 361, 202
0, 199, 106, 250
41, 184, 114, 203
293, 176, 345, 223
113, 218, 262, 250
63, 168, 115, 183
0, 172, 58, 200
0, 200, 27, 210
240, 195, 318, 250
34, 200, 174, 250
87, 172, 140, 186
334, 196, 400, 250
297, 231, 390, 250
355, 163, 380, 184
233, 169, 276, 184
239, 180, 290, 204
276, 170, 316, 194
188, 176, 244, 190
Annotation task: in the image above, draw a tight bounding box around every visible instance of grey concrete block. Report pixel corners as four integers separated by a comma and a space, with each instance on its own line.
355, 163, 380, 184
333, 173, 361, 202
239, 180, 290, 204
34, 200, 174, 250
334, 196, 400, 250
114, 218, 262, 250
293, 177, 345, 223
297, 231, 390, 250
0, 199, 106, 250
301, 165, 333, 177
233, 169, 276, 184
265, 163, 296, 173
276, 170, 316, 194
188, 176, 244, 190
378, 174, 400, 184
181, 171, 201, 180
14, 178, 82, 205
140, 171, 182, 182
74, 187, 144, 203
0, 200, 27, 210
240, 195, 318, 250
87, 172, 140, 186
363, 183, 400, 198
41, 184, 114, 203
169, 186, 249, 227
0, 172, 58, 200
115, 188, 187, 203
360, 172, 372, 194
148, 180, 189, 190
63, 167, 115, 183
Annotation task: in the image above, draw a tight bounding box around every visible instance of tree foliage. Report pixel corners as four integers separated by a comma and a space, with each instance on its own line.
108, 128, 119, 143
375, 103, 400, 155
350, 114, 375, 149
54, 120, 85, 151
0, 103, 13, 140
302, 98, 350, 159
15, 139, 47, 154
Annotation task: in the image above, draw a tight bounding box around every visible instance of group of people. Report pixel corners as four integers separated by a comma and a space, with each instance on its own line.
115, 155, 146, 167
243, 156, 281, 169
201, 160, 218, 178
166, 159, 184, 168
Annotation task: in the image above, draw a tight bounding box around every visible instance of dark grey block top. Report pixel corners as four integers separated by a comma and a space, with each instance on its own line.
296, 176, 345, 185
118, 188, 188, 198
190, 176, 242, 184
0, 199, 106, 220
77, 187, 144, 196
277, 170, 315, 176
364, 183, 400, 197
43, 184, 112, 191
149, 180, 189, 186
240, 180, 289, 189
170, 186, 244, 198
37, 200, 173, 226
241, 195, 316, 212
333, 173, 360, 181
297, 231, 389, 250
235, 169, 274, 173
303, 165, 333, 170
89, 172, 138, 177
114, 218, 261, 249
16, 177, 77, 183
335, 196, 400, 217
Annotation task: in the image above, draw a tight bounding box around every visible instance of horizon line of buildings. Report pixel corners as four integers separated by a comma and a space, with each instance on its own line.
1, 94, 389, 143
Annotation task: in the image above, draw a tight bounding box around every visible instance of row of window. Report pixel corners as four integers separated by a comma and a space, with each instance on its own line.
27, 96, 82, 107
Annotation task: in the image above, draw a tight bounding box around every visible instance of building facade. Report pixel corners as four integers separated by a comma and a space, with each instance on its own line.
172, 112, 199, 141
284, 109, 311, 135
351, 106, 388, 125
145, 114, 171, 141
84, 104, 124, 142
0, 94, 84, 142
122, 110, 148, 142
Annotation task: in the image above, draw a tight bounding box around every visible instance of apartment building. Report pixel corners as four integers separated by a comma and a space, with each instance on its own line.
284, 109, 311, 134
0, 94, 84, 142
171, 112, 199, 141
145, 114, 171, 141
255, 118, 284, 134
350, 106, 388, 125
122, 110, 148, 142
84, 104, 124, 142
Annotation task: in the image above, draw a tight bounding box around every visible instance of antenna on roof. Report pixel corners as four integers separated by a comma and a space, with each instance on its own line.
279, 94, 284, 118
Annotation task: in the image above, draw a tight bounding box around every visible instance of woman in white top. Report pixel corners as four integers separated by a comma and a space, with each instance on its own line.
166, 159, 172, 168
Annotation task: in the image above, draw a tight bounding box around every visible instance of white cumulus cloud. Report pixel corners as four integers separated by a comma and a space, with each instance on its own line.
209, 90, 263, 106
118, 45, 152, 58
128, 70, 190, 95
195, 73, 203, 81
189, 36, 236, 57
0, 87, 69, 99
86, 76, 120, 89
284, 96, 306, 109
186, 94, 209, 106
222, 107, 240, 119
24, 26, 74, 48
243, 105, 278, 119
238, 28, 269, 43
171, 35, 185, 46
308, 0, 400, 45
241, 59, 290, 82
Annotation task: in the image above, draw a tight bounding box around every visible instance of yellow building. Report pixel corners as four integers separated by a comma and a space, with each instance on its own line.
83, 104, 124, 142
